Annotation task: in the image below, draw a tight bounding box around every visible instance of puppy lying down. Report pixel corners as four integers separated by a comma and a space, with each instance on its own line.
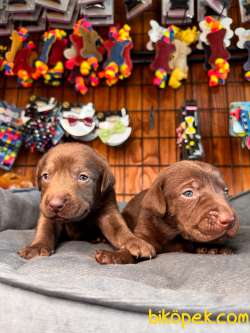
96, 160, 240, 264
18, 143, 154, 260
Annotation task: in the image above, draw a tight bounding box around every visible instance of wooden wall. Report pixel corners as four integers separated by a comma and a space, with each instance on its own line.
0, 0, 250, 201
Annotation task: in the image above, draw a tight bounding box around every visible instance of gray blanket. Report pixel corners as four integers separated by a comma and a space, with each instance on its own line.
0, 189, 250, 332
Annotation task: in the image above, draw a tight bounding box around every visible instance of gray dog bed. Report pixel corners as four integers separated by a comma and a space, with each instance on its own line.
0, 189, 250, 333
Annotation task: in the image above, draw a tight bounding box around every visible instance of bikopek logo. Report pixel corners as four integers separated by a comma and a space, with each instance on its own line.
148, 309, 249, 328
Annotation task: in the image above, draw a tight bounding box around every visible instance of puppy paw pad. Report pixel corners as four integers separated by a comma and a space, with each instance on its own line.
196, 247, 209, 254
124, 238, 156, 258
95, 250, 116, 264
18, 246, 52, 260
219, 247, 234, 255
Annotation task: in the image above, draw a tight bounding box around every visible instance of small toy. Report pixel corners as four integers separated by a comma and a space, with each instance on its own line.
64, 18, 103, 94
148, 21, 198, 89
198, 16, 233, 87
100, 24, 133, 86
0, 125, 23, 170
208, 58, 230, 86
5, 29, 26, 68
168, 26, 199, 89
235, 27, 250, 81
176, 100, 204, 160
147, 20, 166, 51
148, 22, 177, 88
4, 27, 38, 87
229, 102, 250, 149
33, 29, 67, 86
13, 39, 38, 87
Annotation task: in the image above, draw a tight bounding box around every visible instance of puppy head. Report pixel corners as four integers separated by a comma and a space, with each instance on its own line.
36, 143, 114, 222
142, 161, 239, 243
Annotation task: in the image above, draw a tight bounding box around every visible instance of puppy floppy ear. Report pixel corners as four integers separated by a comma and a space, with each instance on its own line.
141, 178, 166, 217
35, 153, 48, 190
101, 166, 115, 194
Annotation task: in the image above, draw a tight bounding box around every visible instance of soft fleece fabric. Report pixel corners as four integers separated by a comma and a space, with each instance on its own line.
0, 189, 250, 333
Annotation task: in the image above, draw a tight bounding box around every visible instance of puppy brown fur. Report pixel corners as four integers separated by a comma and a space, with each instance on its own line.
18, 143, 155, 260
95, 160, 240, 264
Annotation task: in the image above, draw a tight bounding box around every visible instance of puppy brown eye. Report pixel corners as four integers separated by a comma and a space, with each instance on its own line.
79, 174, 89, 182
224, 187, 229, 195
182, 190, 193, 198
41, 173, 49, 181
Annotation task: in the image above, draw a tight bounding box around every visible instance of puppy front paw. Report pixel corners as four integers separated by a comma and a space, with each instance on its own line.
196, 247, 234, 255
122, 238, 156, 259
95, 250, 135, 265
218, 247, 234, 255
18, 245, 53, 260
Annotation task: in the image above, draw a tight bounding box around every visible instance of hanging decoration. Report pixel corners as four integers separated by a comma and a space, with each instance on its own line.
235, 27, 250, 81
64, 18, 104, 94
229, 102, 250, 150
176, 100, 204, 160
0, 95, 133, 170
33, 29, 67, 86
22, 96, 63, 152
147, 20, 198, 89
4, 28, 38, 87
100, 24, 133, 86
198, 16, 233, 87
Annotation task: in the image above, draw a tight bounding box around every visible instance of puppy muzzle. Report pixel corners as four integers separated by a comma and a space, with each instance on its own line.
42, 194, 91, 222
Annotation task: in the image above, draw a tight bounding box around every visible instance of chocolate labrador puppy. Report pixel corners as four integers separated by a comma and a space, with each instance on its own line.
95, 160, 240, 264
18, 143, 155, 260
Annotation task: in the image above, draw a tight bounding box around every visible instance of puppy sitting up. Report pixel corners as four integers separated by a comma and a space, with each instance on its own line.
18, 143, 155, 260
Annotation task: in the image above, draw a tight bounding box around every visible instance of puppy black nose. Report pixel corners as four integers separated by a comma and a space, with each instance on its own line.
48, 197, 67, 212
218, 213, 235, 227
